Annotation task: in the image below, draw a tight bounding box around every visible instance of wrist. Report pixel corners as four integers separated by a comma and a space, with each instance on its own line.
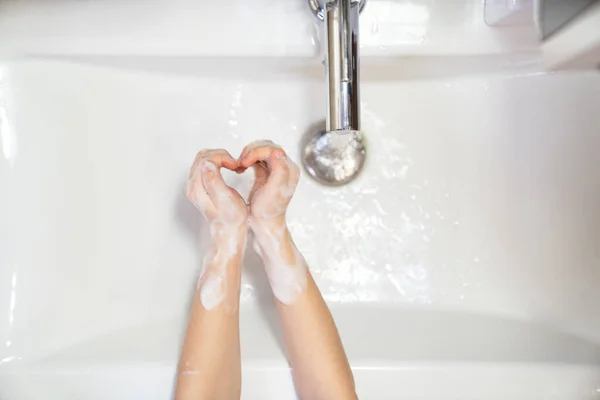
251, 220, 294, 258
209, 222, 248, 245
249, 215, 286, 233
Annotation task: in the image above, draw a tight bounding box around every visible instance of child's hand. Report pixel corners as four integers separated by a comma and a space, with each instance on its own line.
186, 149, 248, 232
238, 141, 300, 229
186, 149, 248, 313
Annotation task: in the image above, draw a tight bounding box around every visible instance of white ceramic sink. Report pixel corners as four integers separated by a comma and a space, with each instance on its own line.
1, 1, 600, 399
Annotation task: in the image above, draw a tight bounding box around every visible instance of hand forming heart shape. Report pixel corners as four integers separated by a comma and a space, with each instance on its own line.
185, 141, 305, 312
186, 140, 300, 231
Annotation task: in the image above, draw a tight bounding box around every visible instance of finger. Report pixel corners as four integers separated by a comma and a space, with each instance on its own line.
264, 151, 290, 193
201, 161, 232, 205
253, 162, 269, 185
240, 146, 286, 169
189, 149, 212, 179
238, 140, 281, 168
249, 162, 268, 199
205, 150, 238, 171
189, 149, 237, 179
239, 140, 278, 163
186, 165, 214, 215
201, 151, 239, 204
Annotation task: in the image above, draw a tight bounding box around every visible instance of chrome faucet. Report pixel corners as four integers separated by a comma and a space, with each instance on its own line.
323, 0, 362, 131
302, 0, 367, 186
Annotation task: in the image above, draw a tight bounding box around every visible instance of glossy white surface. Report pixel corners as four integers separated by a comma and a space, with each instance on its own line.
1, 0, 600, 399
1, 57, 600, 399
0, 0, 540, 57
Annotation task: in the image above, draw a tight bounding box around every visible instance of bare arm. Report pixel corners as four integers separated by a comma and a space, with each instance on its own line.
239, 141, 357, 400
175, 149, 248, 400
254, 223, 356, 400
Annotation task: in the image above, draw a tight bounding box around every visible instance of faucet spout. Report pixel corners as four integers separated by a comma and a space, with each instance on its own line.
325, 0, 361, 132
302, 0, 367, 186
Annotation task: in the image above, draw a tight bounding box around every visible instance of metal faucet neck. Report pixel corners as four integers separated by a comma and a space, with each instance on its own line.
324, 0, 361, 132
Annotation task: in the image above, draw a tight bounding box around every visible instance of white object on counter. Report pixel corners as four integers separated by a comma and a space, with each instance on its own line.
485, 0, 534, 26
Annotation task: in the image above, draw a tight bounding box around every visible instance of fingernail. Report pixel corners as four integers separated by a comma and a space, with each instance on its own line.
203, 161, 216, 172
275, 151, 286, 159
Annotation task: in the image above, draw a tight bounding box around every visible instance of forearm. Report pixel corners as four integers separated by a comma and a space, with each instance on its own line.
253, 223, 356, 400
175, 228, 247, 400
277, 273, 356, 400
